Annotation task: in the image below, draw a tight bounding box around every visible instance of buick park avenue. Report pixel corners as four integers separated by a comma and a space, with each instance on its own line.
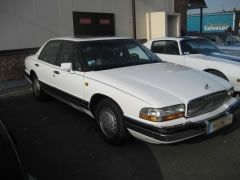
25, 37, 240, 144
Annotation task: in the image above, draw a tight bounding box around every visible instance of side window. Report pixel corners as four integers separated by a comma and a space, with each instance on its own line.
57, 41, 74, 66
57, 41, 82, 71
152, 41, 180, 55
151, 41, 165, 54
39, 41, 61, 65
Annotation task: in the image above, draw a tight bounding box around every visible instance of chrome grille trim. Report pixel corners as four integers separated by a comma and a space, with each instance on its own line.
187, 91, 228, 117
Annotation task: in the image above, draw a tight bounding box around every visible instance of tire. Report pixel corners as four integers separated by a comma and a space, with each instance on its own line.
208, 70, 228, 81
95, 98, 130, 145
32, 75, 47, 101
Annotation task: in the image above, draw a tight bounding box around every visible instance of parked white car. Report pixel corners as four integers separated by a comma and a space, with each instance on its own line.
144, 37, 240, 94
191, 34, 240, 56
25, 37, 240, 144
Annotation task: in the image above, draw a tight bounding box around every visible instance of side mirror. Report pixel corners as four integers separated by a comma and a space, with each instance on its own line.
183, 51, 190, 55
60, 63, 72, 72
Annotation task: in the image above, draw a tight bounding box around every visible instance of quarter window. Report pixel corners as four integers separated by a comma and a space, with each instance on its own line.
152, 40, 180, 55
39, 41, 61, 65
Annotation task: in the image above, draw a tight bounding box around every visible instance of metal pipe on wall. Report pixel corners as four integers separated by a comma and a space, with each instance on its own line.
200, 7, 203, 33
132, 0, 137, 39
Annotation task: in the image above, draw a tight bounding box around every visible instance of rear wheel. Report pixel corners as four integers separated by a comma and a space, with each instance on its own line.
95, 99, 130, 145
32, 75, 47, 101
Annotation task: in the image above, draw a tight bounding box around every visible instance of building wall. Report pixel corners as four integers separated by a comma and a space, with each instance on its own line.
0, 53, 27, 80
0, 0, 134, 51
0, 0, 175, 80
0, 0, 175, 51
135, 0, 175, 39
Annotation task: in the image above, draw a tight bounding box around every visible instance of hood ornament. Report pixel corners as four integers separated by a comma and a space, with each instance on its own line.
204, 84, 209, 90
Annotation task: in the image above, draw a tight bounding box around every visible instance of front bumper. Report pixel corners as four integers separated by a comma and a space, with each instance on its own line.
125, 100, 240, 144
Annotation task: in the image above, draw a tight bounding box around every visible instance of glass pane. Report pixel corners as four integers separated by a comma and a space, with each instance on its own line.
80, 39, 161, 71
39, 41, 61, 65
57, 42, 74, 66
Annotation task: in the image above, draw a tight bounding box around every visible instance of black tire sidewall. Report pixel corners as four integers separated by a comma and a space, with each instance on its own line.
95, 99, 129, 144
32, 75, 45, 101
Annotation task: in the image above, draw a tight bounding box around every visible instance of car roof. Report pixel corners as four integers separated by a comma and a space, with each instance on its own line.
150, 37, 184, 41
49, 36, 131, 42
149, 36, 206, 42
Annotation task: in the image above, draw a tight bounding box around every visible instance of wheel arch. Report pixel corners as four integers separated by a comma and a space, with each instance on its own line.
89, 93, 123, 118
203, 68, 229, 81
29, 70, 37, 82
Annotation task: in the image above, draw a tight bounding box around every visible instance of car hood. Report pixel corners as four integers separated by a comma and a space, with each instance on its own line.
188, 52, 240, 66
86, 62, 231, 107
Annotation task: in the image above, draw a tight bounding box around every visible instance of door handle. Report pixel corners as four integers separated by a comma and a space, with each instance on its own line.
53, 70, 60, 74
35, 64, 39, 67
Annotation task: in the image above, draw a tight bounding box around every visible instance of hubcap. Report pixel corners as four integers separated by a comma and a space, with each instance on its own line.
99, 108, 118, 138
33, 78, 41, 96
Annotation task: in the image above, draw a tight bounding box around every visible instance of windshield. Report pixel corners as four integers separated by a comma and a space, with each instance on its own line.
181, 38, 221, 54
79, 39, 161, 71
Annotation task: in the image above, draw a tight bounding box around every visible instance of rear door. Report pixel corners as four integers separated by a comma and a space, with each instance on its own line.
151, 40, 185, 66
36, 40, 62, 87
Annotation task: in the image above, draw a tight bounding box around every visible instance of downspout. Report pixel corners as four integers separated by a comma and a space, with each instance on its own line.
200, 7, 203, 33
132, 0, 137, 39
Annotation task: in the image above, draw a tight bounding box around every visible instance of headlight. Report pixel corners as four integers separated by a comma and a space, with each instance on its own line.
139, 104, 185, 122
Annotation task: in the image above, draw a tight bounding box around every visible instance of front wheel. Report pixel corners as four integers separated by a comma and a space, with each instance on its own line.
95, 99, 130, 145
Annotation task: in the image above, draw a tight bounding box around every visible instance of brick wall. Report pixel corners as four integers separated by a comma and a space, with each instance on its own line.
0, 48, 38, 81
0, 54, 28, 81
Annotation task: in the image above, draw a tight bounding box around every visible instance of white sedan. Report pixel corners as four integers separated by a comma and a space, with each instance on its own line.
25, 37, 240, 144
144, 37, 240, 94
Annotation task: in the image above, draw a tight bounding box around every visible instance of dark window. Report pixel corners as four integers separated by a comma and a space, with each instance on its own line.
180, 38, 221, 54
152, 40, 180, 55
39, 41, 61, 65
56, 41, 82, 71
57, 41, 74, 66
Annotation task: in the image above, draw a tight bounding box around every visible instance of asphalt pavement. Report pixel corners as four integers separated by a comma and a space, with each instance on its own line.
1, 85, 240, 180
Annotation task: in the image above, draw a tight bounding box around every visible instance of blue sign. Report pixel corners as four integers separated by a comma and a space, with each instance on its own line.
187, 12, 234, 33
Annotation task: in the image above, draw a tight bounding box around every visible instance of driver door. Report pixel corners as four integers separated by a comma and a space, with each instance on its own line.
52, 41, 85, 102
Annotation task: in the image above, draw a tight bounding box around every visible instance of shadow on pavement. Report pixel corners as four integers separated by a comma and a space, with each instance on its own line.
0, 93, 163, 180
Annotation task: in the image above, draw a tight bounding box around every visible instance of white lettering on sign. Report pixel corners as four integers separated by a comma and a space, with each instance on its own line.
204, 24, 229, 31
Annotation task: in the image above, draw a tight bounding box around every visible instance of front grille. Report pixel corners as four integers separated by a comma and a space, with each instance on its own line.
187, 91, 228, 117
